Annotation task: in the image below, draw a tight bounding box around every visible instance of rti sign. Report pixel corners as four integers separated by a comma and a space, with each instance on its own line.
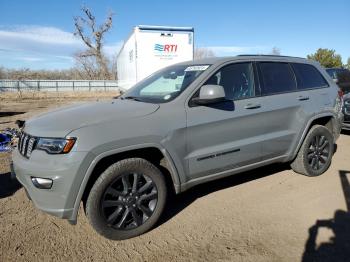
154, 44, 178, 53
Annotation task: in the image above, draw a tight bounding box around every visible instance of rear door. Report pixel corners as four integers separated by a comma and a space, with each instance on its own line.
256, 62, 314, 160
291, 63, 331, 108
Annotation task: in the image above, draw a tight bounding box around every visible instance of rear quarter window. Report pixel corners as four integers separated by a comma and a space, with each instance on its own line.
291, 63, 329, 90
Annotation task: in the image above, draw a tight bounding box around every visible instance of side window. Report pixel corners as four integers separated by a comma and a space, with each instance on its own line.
204, 62, 255, 100
258, 62, 296, 95
338, 69, 350, 84
326, 69, 337, 79
291, 63, 329, 90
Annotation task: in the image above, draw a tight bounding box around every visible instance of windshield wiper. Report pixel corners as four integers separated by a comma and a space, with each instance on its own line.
121, 96, 142, 101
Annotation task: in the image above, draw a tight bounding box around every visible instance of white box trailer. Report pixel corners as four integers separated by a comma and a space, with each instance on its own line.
117, 25, 194, 90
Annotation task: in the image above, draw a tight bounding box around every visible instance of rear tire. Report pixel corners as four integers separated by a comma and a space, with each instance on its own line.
86, 158, 167, 240
291, 125, 334, 177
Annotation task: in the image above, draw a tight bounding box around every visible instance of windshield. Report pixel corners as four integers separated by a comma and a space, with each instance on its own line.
122, 64, 211, 103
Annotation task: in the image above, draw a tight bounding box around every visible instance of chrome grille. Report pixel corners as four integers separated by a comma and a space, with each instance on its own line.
18, 133, 37, 158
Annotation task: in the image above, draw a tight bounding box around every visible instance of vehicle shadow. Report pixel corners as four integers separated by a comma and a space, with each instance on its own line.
0, 112, 25, 117
302, 170, 350, 262
0, 172, 22, 199
158, 162, 290, 227
341, 129, 350, 136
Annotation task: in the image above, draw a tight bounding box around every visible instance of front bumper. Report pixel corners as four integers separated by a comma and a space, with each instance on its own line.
12, 148, 90, 220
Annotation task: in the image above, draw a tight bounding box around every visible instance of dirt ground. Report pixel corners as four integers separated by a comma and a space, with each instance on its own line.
1, 93, 350, 262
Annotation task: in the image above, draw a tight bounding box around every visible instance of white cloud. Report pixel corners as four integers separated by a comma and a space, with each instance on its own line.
0, 25, 83, 56
53, 55, 75, 61
206, 45, 270, 56
0, 25, 121, 69
14, 56, 45, 62
103, 41, 123, 57
0, 25, 122, 56
0, 25, 80, 45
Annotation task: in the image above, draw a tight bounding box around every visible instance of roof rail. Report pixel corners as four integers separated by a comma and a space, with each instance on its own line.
237, 54, 305, 59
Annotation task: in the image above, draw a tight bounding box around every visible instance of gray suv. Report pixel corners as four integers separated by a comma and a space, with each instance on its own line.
12, 56, 343, 240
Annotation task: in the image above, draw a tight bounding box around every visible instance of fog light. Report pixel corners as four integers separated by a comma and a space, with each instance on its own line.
31, 177, 53, 189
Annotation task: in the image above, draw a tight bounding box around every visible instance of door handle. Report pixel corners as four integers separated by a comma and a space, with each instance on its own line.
298, 96, 309, 101
244, 103, 261, 109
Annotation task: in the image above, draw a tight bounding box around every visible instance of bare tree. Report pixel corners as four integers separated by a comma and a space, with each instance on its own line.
110, 54, 118, 80
74, 6, 114, 79
270, 47, 281, 55
2, 67, 88, 80
0, 67, 6, 79
73, 52, 99, 79
194, 47, 215, 59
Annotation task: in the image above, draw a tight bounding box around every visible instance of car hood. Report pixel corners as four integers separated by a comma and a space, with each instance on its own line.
24, 99, 159, 137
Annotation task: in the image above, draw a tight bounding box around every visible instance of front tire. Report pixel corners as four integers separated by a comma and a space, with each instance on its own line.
291, 125, 334, 177
86, 158, 167, 240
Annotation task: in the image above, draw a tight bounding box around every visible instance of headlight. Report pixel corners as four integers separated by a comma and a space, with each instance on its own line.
36, 137, 76, 154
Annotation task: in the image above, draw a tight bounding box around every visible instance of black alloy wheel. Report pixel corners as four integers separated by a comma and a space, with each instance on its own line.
86, 158, 167, 240
101, 173, 158, 230
307, 135, 330, 171
291, 125, 334, 177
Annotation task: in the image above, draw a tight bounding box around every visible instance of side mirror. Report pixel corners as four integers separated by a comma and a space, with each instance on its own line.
192, 85, 226, 105
333, 78, 339, 84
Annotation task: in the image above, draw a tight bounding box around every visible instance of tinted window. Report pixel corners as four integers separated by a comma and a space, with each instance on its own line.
258, 62, 296, 95
204, 62, 255, 100
337, 69, 350, 94
326, 68, 337, 79
338, 69, 350, 83
292, 63, 328, 89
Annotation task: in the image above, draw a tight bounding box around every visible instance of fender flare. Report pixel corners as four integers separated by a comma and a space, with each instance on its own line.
292, 112, 337, 159
69, 143, 181, 223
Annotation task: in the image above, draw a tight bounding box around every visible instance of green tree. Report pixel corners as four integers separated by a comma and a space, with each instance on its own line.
307, 48, 342, 68
270, 47, 281, 55
194, 47, 215, 59
346, 57, 350, 70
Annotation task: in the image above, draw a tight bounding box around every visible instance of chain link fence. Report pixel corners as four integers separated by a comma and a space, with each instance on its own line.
0, 80, 122, 92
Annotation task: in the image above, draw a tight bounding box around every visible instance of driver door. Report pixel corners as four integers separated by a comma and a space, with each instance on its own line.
185, 62, 265, 179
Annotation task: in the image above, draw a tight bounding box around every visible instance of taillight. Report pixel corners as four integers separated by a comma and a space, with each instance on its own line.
335, 89, 344, 112
338, 89, 344, 99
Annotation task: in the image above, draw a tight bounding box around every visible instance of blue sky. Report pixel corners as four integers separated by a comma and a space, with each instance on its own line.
0, 0, 349, 69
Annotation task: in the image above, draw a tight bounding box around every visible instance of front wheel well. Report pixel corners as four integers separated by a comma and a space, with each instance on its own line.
81, 147, 176, 206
